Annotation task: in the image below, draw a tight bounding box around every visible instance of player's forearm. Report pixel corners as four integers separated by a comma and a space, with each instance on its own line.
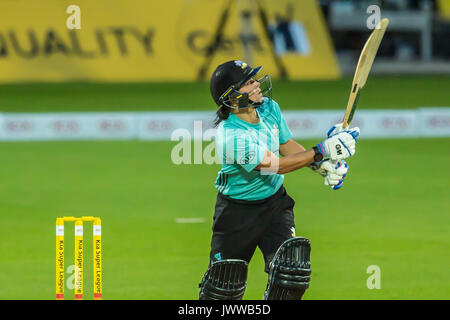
277, 149, 315, 173
257, 149, 315, 174
279, 139, 306, 156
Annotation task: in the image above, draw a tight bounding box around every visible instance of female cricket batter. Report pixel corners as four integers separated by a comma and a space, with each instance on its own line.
198, 60, 360, 300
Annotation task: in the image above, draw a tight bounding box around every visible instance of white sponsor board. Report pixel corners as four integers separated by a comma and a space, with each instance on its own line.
284, 110, 342, 139
0, 109, 449, 141
418, 108, 450, 137
353, 110, 419, 138
0, 113, 137, 141
285, 110, 421, 139
137, 112, 214, 140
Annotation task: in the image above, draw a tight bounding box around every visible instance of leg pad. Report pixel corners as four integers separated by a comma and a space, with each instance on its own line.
199, 259, 248, 300
263, 237, 311, 300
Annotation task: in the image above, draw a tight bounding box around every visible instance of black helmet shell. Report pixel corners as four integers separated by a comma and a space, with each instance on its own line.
210, 60, 262, 107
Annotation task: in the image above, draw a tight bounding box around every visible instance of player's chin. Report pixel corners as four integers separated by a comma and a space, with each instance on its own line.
250, 93, 264, 103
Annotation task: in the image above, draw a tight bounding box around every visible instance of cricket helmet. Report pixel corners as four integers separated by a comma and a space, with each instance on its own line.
210, 60, 272, 109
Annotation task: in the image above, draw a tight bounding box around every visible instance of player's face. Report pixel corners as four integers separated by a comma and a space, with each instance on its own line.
239, 78, 264, 103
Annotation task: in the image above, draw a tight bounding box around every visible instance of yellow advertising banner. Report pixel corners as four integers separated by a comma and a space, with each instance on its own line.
0, 0, 340, 82
437, 0, 450, 19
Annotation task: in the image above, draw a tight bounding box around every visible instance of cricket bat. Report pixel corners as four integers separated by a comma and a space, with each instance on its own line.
342, 18, 389, 128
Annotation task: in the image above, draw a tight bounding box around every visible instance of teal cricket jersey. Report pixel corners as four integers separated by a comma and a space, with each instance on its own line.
215, 98, 293, 200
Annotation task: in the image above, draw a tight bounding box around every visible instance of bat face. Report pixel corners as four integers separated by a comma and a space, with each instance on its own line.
343, 18, 389, 128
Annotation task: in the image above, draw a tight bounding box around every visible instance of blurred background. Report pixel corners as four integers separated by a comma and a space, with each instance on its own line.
0, 0, 448, 300
321, 0, 450, 73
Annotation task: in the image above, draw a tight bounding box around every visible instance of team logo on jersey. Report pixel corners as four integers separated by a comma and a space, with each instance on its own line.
240, 151, 256, 165
272, 124, 279, 136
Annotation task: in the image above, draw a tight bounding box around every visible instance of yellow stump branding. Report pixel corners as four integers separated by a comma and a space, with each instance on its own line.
55, 218, 65, 300
56, 216, 101, 300
74, 220, 84, 300
93, 218, 102, 300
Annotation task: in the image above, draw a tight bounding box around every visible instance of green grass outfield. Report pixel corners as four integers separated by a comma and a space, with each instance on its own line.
0, 75, 449, 112
0, 139, 449, 299
0, 76, 449, 299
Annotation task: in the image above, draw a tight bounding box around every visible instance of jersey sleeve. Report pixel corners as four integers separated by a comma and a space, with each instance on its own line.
223, 129, 267, 172
271, 100, 292, 144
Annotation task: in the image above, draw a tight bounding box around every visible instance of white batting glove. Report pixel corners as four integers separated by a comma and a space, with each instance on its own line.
323, 160, 349, 190
327, 123, 345, 137
310, 160, 349, 190
317, 127, 360, 160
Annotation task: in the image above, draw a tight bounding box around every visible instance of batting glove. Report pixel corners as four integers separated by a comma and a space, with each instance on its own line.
310, 160, 349, 190
324, 160, 349, 190
317, 127, 360, 160
327, 122, 345, 137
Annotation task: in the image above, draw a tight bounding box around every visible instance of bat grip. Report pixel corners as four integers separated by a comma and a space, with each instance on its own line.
342, 121, 349, 129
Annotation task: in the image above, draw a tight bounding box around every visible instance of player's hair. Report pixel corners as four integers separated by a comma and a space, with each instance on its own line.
214, 105, 232, 127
